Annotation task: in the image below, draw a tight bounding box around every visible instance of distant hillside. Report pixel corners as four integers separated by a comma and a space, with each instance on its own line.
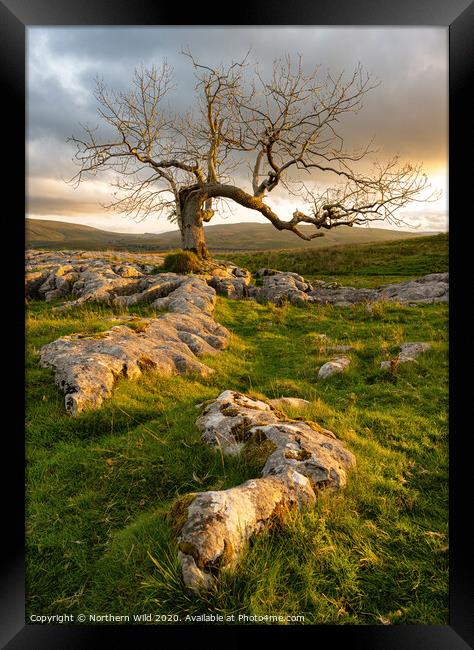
26, 218, 437, 252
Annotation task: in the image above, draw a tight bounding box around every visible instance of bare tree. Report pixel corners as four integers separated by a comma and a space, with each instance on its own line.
69, 53, 438, 258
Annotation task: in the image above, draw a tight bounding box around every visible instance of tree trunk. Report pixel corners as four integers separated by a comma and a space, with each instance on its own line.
182, 213, 208, 258
179, 187, 210, 259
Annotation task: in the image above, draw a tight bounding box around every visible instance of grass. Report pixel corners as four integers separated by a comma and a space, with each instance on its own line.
26, 288, 448, 624
222, 233, 448, 286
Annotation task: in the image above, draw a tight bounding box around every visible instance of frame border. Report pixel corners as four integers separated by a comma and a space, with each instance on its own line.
1, 0, 472, 646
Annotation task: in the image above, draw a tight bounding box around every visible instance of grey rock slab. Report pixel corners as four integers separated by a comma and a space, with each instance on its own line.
31, 250, 231, 415
257, 272, 311, 304
207, 276, 248, 299
307, 286, 378, 305
378, 274, 448, 304
176, 390, 355, 590
40, 314, 230, 415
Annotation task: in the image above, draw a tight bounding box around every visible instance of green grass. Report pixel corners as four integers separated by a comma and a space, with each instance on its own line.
222, 233, 448, 285
26, 292, 448, 625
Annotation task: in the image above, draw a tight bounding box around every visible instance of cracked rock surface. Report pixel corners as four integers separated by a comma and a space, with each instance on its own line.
30, 250, 232, 415
26, 249, 251, 309
174, 390, 355, 590
26, 250, 447, 308
247, 268, 448, 306
40, 313, 230, 415
257, 272, 311, 304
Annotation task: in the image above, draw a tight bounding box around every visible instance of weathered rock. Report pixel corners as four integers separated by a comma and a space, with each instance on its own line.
25, 270, 50, 297
25, 250, 162, 307
207, 264, 252, 299
151, 277, 217, 316
176, 473, 316, 590
308, 273, 448, 306
40, 314, 229, 415
175, 390, 355, 590
31, 254, 231, 414
208, 276, 247, 299
380, 342, 431, 369
317, 356, 351, 380
256, 272, 311, 304
254, 268, 283, 277
268, 397, 311, 410
378, 274, 448, 304
112, 274, 186, 308
26, 250, 448, 308
112, 264, 144, 278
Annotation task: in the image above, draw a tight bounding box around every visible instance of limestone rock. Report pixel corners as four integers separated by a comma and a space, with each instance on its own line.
317, 356, 351, 380
176, 473, 316, 590
175, 390, 355, 590
308, 273, 448, 306
40, 314, 229, 415
25, 270, 50, 297
112, 264, 144, 278
151, 277, 217, 316
112, 274, 184, 308
257, 272, 311, 305
378, 274, 448, 304
31, 253, 231, 414
26, 250, 448, 309
208, 276, 247, 299
254, 268, 282, 277
380, 342, 431, 369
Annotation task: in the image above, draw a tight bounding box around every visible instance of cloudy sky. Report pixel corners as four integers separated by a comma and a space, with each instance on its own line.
27, 26, 448, 234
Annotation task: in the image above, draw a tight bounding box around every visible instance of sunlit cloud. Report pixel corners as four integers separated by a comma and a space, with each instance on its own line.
26, 26, 448, 235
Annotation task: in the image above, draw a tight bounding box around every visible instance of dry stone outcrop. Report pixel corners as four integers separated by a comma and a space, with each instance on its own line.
308, 283, 378, 307
257, 271, 312, 305
246, 268, 448, 307
174, 390, 355, 590
25, 249, 250, 309
30, 250, 233, 415
26, 250, 448, 309
26, 250, 152, 306
207, 264, 252, 299
308, 274, 448, 306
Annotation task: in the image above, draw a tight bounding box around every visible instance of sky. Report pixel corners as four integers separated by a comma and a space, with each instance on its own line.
27, 26, 448, 234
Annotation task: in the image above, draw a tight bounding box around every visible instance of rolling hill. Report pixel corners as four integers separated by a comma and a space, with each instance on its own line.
26, 217, 437, 252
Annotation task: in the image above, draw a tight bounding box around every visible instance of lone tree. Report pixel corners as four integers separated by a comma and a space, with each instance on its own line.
69, 52, 437, 259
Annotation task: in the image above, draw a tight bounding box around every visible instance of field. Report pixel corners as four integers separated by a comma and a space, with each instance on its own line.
26, 235, 448, 625
223, 233, 448, 286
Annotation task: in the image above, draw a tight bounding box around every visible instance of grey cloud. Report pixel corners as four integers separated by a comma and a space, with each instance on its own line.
27, 195, 103, 216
